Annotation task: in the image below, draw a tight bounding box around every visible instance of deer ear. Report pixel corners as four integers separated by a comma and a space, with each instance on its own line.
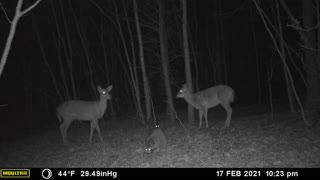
97, 85, 102, 92
182, 83, 187, 88
107, 85, 113, 91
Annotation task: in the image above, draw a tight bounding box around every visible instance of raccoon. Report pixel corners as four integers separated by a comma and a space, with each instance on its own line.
144, 125, 167, 153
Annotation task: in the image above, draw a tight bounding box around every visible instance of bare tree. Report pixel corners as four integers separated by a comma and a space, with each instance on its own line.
280, 0, 318, 106
0, 0, 42, 78
274, 1, 295, 112
133, 0, 152, 121
301, 0, 319, 109
111, 0, 144, 121
250, 5, 262, 104
253, 0, 307, 125
181, 0, 194, 123
158, 0, 175, 123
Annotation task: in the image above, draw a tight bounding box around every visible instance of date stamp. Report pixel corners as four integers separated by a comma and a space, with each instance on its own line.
216, 170, 261, 177
216, 169, 299, 178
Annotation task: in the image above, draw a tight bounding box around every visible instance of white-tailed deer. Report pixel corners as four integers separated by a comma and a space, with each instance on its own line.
176, 84, 234, 128
57, 85, 113, 145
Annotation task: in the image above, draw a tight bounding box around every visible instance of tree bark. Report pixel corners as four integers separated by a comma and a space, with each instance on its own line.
181, 0, 194, 123
158, 0, 175, 123
303, 0, 318, 108
133, 0, 152, 120
0, 0, 41, 79
275, 1, 295, 112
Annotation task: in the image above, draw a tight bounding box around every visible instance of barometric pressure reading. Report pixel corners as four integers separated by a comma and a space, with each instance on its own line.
80, 170, 117, 178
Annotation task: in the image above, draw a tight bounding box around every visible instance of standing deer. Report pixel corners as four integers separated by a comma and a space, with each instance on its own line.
57, 85, 112, 145
176, 84, 234, 128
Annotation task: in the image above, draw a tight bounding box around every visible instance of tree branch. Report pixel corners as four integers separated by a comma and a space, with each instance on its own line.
20, 0, 41, 17
0, 1, 12, 23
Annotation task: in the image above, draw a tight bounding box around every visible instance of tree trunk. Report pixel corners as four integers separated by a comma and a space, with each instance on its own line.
250, 6, 262, 104
158, 0, 175, 123
303, 0, 318, 108
122, 0, 144, 121
0, 0, 41, 79
113, 0, 144, 122
274, 1, 295, 112
181, 0, 194, 123
133, 0, 152, 120
218, 0, 228, 84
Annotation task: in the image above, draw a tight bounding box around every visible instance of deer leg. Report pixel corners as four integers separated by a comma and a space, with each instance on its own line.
93, 120, 103, 143
221, 103, 232, 127
199, 110, 203, 129
60, 123, 67, 145
60, 119, 72, 145
203, 108, 208, 128
89, 121, 95, 144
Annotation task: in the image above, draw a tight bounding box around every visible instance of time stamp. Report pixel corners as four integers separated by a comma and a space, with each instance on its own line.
216, 170, 299, 178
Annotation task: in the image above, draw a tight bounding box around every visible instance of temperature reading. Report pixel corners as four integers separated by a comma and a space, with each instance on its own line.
58, 170, 75, 177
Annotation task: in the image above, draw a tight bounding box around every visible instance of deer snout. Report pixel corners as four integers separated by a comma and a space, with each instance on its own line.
176, 91, 183, 98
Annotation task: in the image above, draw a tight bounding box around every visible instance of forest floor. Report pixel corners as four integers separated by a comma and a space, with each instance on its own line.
1, 105, 320, 168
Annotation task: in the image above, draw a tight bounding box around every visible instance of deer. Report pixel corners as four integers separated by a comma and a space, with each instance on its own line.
176, 84, 234, 128
57, 85, 113, 145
